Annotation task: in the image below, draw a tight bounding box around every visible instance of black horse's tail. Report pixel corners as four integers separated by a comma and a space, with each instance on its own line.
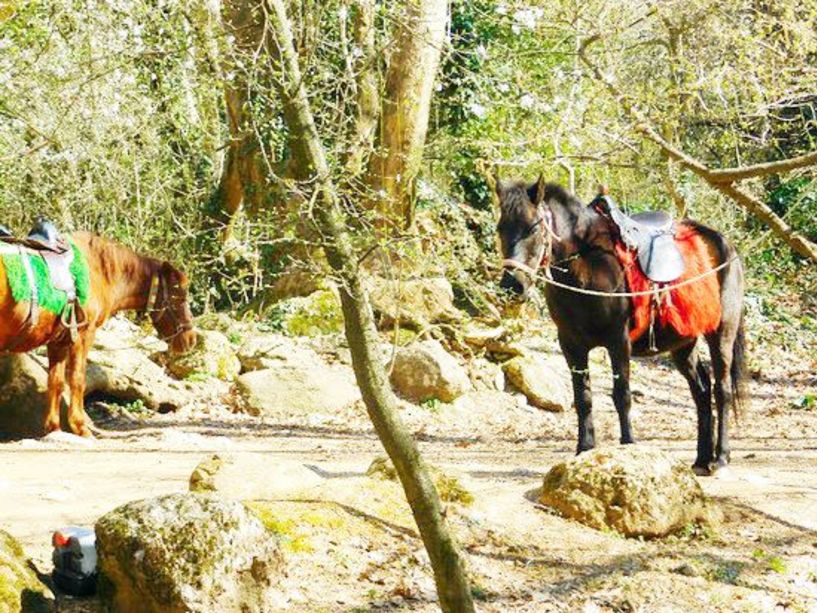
731, 312, 747, 421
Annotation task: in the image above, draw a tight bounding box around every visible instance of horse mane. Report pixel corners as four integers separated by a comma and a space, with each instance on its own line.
72, 231, 162, 286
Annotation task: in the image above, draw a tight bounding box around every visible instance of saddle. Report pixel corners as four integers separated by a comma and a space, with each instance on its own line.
591, 193, 685, 283
0, 219, 79, 331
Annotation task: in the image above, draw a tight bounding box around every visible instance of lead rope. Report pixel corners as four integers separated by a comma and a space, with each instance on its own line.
535, 254, 739, 298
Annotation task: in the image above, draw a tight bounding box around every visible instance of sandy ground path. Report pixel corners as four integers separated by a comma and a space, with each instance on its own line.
3, 429, 816, 574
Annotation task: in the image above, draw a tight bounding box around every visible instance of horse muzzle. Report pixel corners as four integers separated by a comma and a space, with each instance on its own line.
169, 328, 198, 355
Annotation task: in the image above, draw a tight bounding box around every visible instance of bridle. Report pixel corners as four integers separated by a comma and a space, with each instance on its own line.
502, 205, 560, 281
146, 273, 194, 340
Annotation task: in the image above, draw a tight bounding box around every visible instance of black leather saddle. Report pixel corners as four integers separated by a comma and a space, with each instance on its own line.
0, 219, 70, 253
590, 194, 685, 283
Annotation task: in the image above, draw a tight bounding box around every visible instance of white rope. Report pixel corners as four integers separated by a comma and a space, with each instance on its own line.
535, 254, 739, 298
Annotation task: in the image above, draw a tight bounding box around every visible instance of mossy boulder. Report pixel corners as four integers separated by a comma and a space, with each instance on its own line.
270, 288, 344, 337
95, 493, 284, 613
367, 456, 474, 506
0, 529, 53, 613
539, 446, 714, 538
165, 330, 241, 381
389, 340, 471, 403
502, 354, 570, 412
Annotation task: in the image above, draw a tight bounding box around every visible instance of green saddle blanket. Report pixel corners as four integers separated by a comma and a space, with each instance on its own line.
2, 240, 90, 315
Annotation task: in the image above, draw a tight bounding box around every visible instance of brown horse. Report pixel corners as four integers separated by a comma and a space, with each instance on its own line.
0, 232, 196, 436
496, 177, 746, 474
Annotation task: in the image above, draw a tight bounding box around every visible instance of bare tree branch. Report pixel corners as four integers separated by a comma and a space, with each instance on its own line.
579, 36, 817, 263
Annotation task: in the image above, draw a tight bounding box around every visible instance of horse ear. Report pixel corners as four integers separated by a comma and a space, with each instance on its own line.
535, 173, 546, 205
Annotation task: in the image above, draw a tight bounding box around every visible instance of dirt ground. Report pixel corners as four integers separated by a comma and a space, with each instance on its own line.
1, 327, 816, 612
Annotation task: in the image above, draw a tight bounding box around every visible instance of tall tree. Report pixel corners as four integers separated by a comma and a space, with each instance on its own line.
260, 0, 476, 609
366, 0, 449, 227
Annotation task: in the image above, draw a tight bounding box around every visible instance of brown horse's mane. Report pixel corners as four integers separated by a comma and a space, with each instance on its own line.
75, 232, 161, 281
72, 231, 166, 313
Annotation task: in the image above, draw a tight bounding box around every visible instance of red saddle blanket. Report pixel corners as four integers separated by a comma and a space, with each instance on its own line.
615, 223, 722, 342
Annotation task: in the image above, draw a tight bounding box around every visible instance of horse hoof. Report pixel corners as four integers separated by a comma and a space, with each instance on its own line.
70, 425, 94, 438
692, 464, 712, 477
43, 422, 61, 435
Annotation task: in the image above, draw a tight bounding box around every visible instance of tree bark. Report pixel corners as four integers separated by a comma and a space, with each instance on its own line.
217, 0, 268, 244
344, 0, 380, 177
263, 1, 475, 610
366, 0, 449, 227
579, 38, 817, 263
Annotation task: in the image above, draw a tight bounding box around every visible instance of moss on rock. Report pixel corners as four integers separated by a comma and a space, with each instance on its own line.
0, 530, 53, 613
95, 493, 284, 613
366, 456, 474, 506
539, 445, 717, 538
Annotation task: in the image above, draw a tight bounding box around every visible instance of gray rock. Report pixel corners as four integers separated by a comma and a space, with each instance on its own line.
166, 330, 241, 381
368, 276, 464, 330
0, 354, 49, 439
236, 333, 324, 373
236, 362, 360, 417
502, 354, 570, 412
95, 493, 284, 613
389, 340, 471, 403
539, 445, 714, 537
189, 454, 323, 498
0, 529, 54, 612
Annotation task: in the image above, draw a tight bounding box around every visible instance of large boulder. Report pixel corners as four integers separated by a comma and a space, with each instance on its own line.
389, 340, 471, 403
368, 276, 464, 330
165, 330, 241, 381
86, 348, 191, 413
502, 354, 570, 412
235, 363, 360, 418
0, 354, 49, 439
0, 529, 53, 612
95, 493, 284, 613
539, 446, 713, 537
236, 333, 324, 373
189, 454, 323, 499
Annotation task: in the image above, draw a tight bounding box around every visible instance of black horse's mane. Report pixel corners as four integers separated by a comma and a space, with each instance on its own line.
500, 180, 597, 245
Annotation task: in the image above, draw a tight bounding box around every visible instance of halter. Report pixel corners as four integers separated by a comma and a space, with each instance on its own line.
502, 205, 560, 280
146, 273, 194, 339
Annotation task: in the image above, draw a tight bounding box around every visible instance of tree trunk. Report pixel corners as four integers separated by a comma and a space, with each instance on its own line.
216, 0, 269, 245
366, 0, 449, 227
344, 0, 380, 177
263, 1, 475, 610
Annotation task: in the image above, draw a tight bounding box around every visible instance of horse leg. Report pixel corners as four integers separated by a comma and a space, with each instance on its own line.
607, 334, 634, 445
44, 343, 69, 434
707, 331, 736, 471
559, 337, 594, 454
671, 341, 713, 475
66, 332, 94, 437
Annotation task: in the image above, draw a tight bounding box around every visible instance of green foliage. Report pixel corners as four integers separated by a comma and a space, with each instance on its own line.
264, 289, 344, 337
1, 0, 814, 321
791, 394, 816, 411
421, 397, 442, 412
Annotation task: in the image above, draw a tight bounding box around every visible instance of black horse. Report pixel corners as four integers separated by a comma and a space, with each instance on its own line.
496, 175, 745, 474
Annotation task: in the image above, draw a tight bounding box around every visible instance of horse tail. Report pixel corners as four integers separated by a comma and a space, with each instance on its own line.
731, 310, 747, 422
